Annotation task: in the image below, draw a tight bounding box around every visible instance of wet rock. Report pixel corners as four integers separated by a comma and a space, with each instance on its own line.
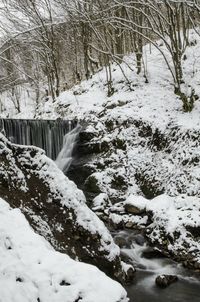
124, 204, 145, 215
134, 234, 146, 246
142, 248, 165, 259
155, 275, 178, 288
125, 222, 135, 229
123, 266, 135, 283
79, 130, 98, 143
114, 236, 127, 248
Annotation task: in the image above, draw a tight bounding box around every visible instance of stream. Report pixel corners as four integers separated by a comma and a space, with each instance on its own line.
113, 230, 200, 302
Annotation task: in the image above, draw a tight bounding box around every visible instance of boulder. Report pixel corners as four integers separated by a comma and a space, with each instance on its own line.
124, 204, 145, 215
114, 236, 128, 248
0, 133, 134, 283
155, 275, 178, 288
134, 234, 146, 246
142, 248, 165, 259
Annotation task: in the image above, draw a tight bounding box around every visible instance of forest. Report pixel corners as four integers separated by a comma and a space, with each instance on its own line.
0, 0, 200, 111
1, 1, 200, 302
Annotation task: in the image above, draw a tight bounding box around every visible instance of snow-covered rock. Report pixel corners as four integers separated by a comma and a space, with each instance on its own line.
0, 197, 128, 302
125, 194, 200, 268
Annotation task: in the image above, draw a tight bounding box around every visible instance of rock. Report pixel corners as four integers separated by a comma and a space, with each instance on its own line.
155, 275, 178, 288
134, 234, 146, 246
0, 134, 133, 283
111, 174, 127, 190
125, 222, 135, 229
84, 174, 102, 193
77, 140, 110, 155
114, 236, 127, 248
124, 204, 145, 215
142, 248, 165, 259
79, 130, 98, 142
105, 100, 128, 110
124, 266, 135, 283
112, 138, 126, 151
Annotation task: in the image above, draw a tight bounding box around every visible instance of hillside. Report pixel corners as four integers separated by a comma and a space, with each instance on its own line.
1, 28, 200, 301
45, 29, 200, 268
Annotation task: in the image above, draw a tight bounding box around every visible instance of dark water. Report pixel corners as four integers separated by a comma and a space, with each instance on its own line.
0, 119, 77, 160
113, 231, 200, 302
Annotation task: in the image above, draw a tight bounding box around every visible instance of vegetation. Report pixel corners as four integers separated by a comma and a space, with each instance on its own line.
0, 0, 200, 111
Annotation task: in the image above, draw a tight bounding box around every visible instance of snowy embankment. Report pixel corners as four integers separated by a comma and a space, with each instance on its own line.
0, 197, 128, 302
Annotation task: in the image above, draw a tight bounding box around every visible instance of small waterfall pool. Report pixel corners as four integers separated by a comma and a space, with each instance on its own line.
113, 230, 200, 302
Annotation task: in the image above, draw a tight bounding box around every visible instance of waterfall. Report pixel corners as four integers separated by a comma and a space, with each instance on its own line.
0, 119, 77, 160
55, 124, 81, 174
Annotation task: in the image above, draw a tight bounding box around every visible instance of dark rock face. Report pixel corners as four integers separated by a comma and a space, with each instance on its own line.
142, 248, 165, 259
155, 275, 178, 288
0, 133, 134, 283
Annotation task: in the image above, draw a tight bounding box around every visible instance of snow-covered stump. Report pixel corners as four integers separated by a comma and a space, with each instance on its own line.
0, 133, 134, 283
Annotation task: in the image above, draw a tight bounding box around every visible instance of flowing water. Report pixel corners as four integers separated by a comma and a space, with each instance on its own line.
55, 124, 81, 174
0, 118, 77, 160
113, 230, 200, 302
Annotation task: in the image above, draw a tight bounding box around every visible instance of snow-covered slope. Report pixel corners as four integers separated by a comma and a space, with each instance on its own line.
1, 30, 200, 129
42, 31, 200, 130
0, 197, 128, 302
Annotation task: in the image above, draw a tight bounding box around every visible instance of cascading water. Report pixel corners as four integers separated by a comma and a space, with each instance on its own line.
0, 119, 77, 160
113, 230, 200, 302
55, 124, 81, 174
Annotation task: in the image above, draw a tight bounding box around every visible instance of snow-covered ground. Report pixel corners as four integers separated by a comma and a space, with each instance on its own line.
0, 197, 128, 302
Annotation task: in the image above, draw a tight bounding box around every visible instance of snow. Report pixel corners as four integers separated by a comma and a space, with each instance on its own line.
125, 195, 148, 211
1, 26, 200, 275
0, 197, 128, 302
